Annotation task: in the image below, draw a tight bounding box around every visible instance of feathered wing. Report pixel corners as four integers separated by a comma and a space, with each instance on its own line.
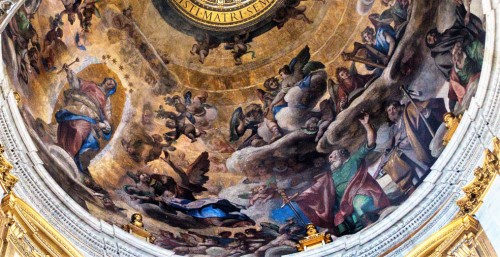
185, 152, 210, 193
229, 107, 243, 142
302, 61, 325, 77
289, 45, 311, 80
161, 152, 210, 194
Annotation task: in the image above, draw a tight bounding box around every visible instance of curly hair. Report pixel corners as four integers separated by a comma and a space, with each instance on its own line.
263, 77, 280, 91
385, 100, 403, 122
335, 67, 349, 83
361, 27, 375, 43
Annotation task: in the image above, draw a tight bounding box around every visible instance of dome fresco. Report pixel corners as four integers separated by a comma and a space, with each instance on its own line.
1, 0, 486, 256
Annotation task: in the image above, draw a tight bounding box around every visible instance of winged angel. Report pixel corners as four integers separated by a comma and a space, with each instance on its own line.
124, 152, 254, 228
229, 45, 327, 147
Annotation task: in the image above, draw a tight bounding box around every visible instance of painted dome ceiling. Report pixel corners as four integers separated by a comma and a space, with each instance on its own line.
1, 0, 487, 255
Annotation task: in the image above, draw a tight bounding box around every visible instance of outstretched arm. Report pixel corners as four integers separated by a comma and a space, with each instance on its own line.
359, 112, 375, 148
64, 66, 81, 89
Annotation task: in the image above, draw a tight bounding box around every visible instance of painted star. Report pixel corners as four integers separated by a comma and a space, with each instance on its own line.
124, 74, 130, 79
102, 55, 107, 60
119, 65, 124, 70
112, 59, 117, 64
106, 54, 111, 58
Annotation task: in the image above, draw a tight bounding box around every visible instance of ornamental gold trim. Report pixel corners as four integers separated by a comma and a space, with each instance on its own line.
121, 213, 156, 243
406, 137, 500, 257
0, 144, 84, 257
169, 0, 280, 28
443, 112, 462, 146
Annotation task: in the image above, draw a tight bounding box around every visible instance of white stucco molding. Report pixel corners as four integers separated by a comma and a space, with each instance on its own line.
0, 0, 498, 256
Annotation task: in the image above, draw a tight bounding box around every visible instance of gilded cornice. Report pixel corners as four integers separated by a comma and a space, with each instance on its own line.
406, 137, 500, 257
0, 144, 83, 257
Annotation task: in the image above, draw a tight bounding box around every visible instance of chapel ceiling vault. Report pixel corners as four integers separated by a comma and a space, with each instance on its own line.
0, 0, 488, 255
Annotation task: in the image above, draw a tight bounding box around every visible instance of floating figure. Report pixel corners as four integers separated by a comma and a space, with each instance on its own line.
224, 32, 255, 65
55, 64, 118, 176
190, 33, 220, 64
274, 0, 314, 29
229, 104, 265, 149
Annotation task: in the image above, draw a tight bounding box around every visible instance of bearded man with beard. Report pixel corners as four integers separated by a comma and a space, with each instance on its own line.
295, 113, 390, 236
378, 100, 444, 195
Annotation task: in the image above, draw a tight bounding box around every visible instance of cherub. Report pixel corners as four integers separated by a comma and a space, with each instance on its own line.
162, 114, 205, 142
229, 103, 265, 149
255, 77, 280, 110
249, 185, 275, 207
142, 102, 154, 125
273, 0, 313, 29
123, 171, 155, 200
184, 91, 208, 116
60, 0, 82, 25
163, 96, 196, 124
121, 137, 144, 163
42, 15, 65, 71
144, 134, 176, 164
78, 0, 100, 32
190, 33, 220, 64
157, 103, 205, 142
184, 91, 218, 129
224, 32, 255, 65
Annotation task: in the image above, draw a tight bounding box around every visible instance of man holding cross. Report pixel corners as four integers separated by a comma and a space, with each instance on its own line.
55, 62, 118, 174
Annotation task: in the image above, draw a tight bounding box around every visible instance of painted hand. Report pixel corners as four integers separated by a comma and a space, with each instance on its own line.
358, 112, 370, 125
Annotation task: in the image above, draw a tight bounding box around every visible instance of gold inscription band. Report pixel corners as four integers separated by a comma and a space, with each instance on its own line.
171, 0, 279, 27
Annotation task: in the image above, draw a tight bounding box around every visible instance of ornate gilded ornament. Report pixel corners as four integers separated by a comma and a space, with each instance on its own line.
296, 223, 332, 252
121, 213, 156, 243
407, 137, 500, 257
0, 144, 16, 193
153, 0, 292, 40
0, 144, 83, 257
442, 112, 462, 146
456, 148, 498, 216
13, 92, 20, 104
169, 0, 280, 29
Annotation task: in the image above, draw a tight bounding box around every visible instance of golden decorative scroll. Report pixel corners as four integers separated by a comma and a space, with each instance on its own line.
13, 92, 20, 104
297, 224, 332, 252
171, 0, 279, 27
0, 144, 84, 257
406, 137, 500, 257
443, 112, 462, 146
121, 213, 156, 243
